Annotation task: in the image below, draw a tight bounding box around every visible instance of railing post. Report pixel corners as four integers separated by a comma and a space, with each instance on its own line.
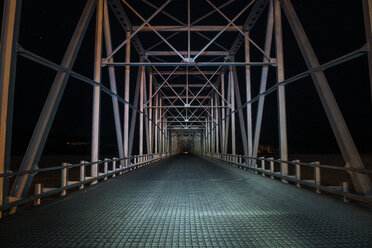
255, 158, 261, 174
280, 158, 288, 184
261, 158, 265, 176
112, 158, 117, 177
294, 160, 301, 187
119, 157, 123, 175
79, 160, 86, 190
90, 160, 99, 185
61, 162, 68, 196
269, 158, 274, 179
34, 183, 43, 206
342, 181, 349, 203
314, 161, 321, 194
131, 156, 136, 171
104, 158, 109, 180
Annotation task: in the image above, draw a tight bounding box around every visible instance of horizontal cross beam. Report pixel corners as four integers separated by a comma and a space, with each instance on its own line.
145, 105, 230, 109
158, 84, 213, 88
166, 117, 208, 120
145, 51, 229, 56
153, 71, 218, 75
132, 25, 243, 32
163, 96, 212, 99
103, 62, 275, 67
161, 121, 213, 123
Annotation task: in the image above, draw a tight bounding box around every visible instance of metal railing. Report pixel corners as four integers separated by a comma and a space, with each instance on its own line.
0, 153, 174, 212
202, 152, 372, 205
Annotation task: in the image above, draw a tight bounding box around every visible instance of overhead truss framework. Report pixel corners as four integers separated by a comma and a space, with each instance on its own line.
0, 0, 371, 216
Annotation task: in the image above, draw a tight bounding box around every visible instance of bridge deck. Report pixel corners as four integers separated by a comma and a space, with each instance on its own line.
0, 155, 371, 247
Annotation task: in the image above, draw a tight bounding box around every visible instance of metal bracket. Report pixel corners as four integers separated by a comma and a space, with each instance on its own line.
101, 58, 108, 66
8, 196, 20, 203
269, 58, 277, 66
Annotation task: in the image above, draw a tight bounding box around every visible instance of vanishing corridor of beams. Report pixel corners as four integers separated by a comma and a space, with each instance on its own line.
0, 0, 372, 220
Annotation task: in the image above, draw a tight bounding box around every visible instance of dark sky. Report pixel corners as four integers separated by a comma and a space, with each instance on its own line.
3, 0, 372, 155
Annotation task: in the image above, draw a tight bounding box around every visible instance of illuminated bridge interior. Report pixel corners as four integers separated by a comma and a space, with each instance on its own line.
0, 0, 371, 247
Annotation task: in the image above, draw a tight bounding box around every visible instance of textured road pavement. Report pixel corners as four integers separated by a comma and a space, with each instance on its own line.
0, 155, 371, 247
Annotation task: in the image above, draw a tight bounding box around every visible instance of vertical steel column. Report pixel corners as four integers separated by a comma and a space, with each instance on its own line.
363, 0, 372, 101
207, 118, 211, 153
123, 30, 131, 165
165, 120, 168, 153
274, 0, 288, 177
139, 66, 144, 156
159, 98, 163, 153
215, 93, 220, 154
143, 73, 150, 154
154, 93, 158, 154
280, 0, 372, 194
221, 75, 226, 153
206, 128, 208, 154
203, 129, 206, 154
211, 98, 215, 153
224, 72, 231, 154
103, 0, 124, 166
229, 67, 236, 155
232, 63, 248, 156
0, 0, 22, 216
245, 31, 253, 159
162, 109, 166, 153
252, 1, 274, 164
168, 129, 171, 154
149, 74, 153, 154
217, 92, 223, 153
10, 0, 96, 207
91, 0, 104, 183
128, 65, 141, 157
200, 134, 202, 154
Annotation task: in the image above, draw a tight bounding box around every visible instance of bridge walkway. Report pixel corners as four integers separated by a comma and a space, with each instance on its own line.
0, 155, 371, 247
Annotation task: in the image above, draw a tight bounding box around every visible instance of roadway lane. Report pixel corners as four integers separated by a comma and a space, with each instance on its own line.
0, 154, 371, 247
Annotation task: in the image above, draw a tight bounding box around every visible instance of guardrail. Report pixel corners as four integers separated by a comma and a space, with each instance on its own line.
0, 153, 174, 213
202, 152, 372, 205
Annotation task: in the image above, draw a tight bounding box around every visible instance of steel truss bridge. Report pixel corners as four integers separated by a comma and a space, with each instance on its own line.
0, 0, 372, 246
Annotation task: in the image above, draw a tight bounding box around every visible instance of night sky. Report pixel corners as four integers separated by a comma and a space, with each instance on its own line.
3, 0, 372, 156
